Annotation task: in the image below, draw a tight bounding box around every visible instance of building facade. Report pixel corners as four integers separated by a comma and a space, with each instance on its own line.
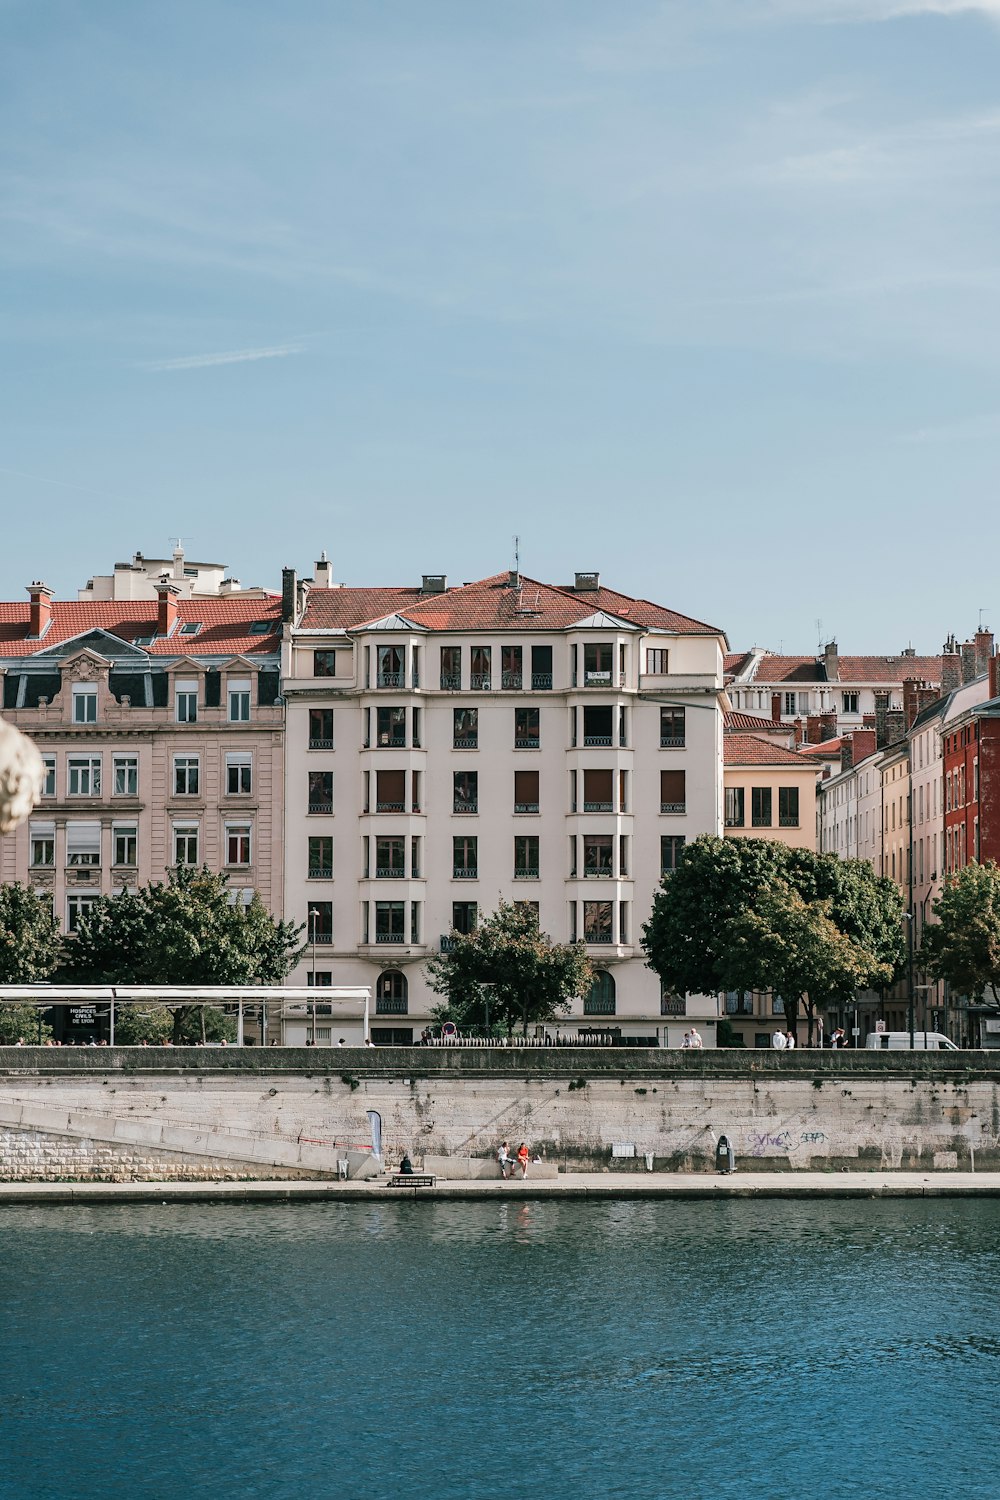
281, 566, 728, 1045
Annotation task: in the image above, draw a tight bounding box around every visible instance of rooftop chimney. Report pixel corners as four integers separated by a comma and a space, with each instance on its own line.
172, 542, 185, 583
314, 551, 333, 589
574, 572, 600, 592
990, 654, 1000, 702
974, 628, 993, 678
771, 692, 782, 724
155, 582, 180, 637
960, 642, 977, 684
822, 639, 839, 682
903, 678, 939, 730
27, 582, 54, 639
420, 574, 447, 595
852, 729, 877, 764
281, 567, 298, 623
940, 649, 961, 696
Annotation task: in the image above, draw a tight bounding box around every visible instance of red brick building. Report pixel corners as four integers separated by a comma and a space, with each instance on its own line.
943, 656, 1000, 875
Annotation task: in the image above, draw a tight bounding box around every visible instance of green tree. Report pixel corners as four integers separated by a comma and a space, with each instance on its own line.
724, 885, 894, 1042
0, 881, 62, 982
0, 1003, 53, 1045
922, 861, 1000, 1006
63, 864, 304, 1042
426, 899, 593, 1036
112, 1002, 236, 1046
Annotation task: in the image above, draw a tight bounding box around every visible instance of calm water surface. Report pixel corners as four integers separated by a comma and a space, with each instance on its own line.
0, 1199, 997, 1499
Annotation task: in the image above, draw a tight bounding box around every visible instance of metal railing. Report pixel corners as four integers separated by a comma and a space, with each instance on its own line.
439, 673, 461, 690
514, 867, 539, 879
470, 673, 491, 691
453, 802, 478, 814
453, 867, 478, 879
501, 672, 523, 689
660, 735, 685, 748
375, 801, 405, 813
309, 737, 334, 750
531, 673, 552, 690
660, 801, 685, 814
514, 802, 539, 814
583, 801, 613, 812
308, 802, 333, 815
307, 867, 333, 879
377, 672, 405, 689
514, 735, 540, 749
375, 866, 405, 878
375, 931, 405, 944
583, 734, 613, 746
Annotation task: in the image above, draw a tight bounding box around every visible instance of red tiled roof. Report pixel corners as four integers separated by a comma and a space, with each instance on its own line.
724, 711, 786, 733
724, 734, 818, 767
299, 573, 726, 636
0, 597, 281, 659
724, 651, 754, 677
751, 653, 943, 685
799, 738, 843, 757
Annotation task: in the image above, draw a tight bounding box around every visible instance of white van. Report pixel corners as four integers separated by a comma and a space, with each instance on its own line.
865, 1031, 959, 1051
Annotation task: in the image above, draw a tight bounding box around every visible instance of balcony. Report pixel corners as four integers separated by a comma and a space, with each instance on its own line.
514, 736, 540, 749
584, 932, 614, 945
453, 867, 478, 879
583, 801, 613, 813
375, 866, 405, 878
514, 867, 539, 880
376, 736, 406, 749
454, 738, 478, 751
377, 673, 404, 689
583, 868, 614, 879
440, 673, 461, 691
309, 738, 334, 750
439, 934, 456, 953
660, 802, 685, 814
308, 802, 333, 815
583, 735, 612, 747
514, 802, 539, 814
501, 671, 523, 689
779, 816, 800, 828
375, 800, 405, 813
470, 673, 491, 691
375, 931, 405, 944
660, 736, 685, 748
375, 998, 409, 1015
531, 673, 552, 690
453, 803, 478, 815
752, 816, 771, 828
307, 867, 333, 880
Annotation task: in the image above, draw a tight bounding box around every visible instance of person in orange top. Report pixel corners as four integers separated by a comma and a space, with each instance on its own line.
516, 1142, 530, 1179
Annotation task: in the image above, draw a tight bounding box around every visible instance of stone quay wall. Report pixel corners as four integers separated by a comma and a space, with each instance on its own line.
1, 1047, 999, 1180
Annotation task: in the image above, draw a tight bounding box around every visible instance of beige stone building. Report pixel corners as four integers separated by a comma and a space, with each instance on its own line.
0, 581, 284, 1038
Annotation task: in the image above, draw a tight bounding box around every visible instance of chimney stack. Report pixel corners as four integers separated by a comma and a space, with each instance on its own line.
960, 642, 977, 684
822, 639, 839, 682
27, 582, 54, 639
974, 628, 993, 678
874, 691, 890, 747
155, 582, 180, 637
990, 654, 1000, 701
771, 693, 782, 724
851, 728, 877, 764
940, 648, 961, 696
314, 552, 332, 589
792, 717, 804, 746
282, 567, 298, 623
840, 735, 855, 773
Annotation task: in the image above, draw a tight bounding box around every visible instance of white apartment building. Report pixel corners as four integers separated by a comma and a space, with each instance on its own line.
281, 566, 728, 1046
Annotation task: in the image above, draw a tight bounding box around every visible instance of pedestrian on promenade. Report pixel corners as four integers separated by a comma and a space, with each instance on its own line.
689, 1027, 703, 1049
497, 1141, 512, 1179
772, 1029, 787, 1050
516, 1142, 530, 1178
785, 1031, 796, 1050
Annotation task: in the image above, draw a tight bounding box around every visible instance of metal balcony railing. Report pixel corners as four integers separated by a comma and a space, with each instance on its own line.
375, 998, 408, 1015
375, 931, 405, 943
453, 867, 477, 879
583, 801, 613, 813
453, 802, 478, 815
309, 737, 334, 750
377, 672, 404, 689
454, 737, 478, 750
514, 736, 540, 749
470, 674, 491, 691
307, 867, 333, 879
661, 801, 685, 814
514, 802, 539, 814
660, 735, 685, 748
583, 734, 613, 746
779, 816, 800, 827
375, 866, 404, 878
376, 736, 406, 748
308, 802, 333, 815
501, 672, 523, 689
584, 996, 617, 1015
583, 867, 614, 878
440, 673, 461, 690
514, 867, 539, 880
531, 673, 552, 690
439, 934, 456, 952
375, 800, 405, 813
585, 932, 613, 945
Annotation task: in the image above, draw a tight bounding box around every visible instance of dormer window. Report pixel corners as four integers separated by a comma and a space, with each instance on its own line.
72, 684, 97, 724
249, 620, 271, 635
179, 622, 202, 636
175, 680, 198, 723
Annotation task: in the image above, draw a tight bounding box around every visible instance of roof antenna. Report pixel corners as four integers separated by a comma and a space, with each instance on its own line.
980, 608, 990, 630
816, 618, 822, 654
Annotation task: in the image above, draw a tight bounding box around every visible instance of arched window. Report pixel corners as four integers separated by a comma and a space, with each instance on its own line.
376, 969, 408, 1015
584, 970, 616, 1016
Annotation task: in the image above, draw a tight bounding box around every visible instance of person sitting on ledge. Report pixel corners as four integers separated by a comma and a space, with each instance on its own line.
399, 1154, 414, 1176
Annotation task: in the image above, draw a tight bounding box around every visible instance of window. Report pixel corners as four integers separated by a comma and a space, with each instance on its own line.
583, 643, 613, 686
453, 770, 478, 814
452, 901, 477, 935
410, 900, 421, 943
228, 679, 251, 722
724, 991, 754, 1016
72, 684, 97, 724
583, 901, 613, 944
66, 894, 98, 934
374, 901, 405, 943
309, 708, 334, 749
411, 836, 421, 877
42, 756, 56, 798
313, 650, 337, 677
661, 985, 686, 1017
440, 646, 461, 691
583, 706, 613, 746
772, 995, 786, 1016
470, 646, 491, 690
180, 621, 203, 636
583, 833, 613, 877
308, 836, 333, 879
660, 769, 686, 814
307, 901, 333, 945
175, 680, 198, 723
67, 756, 101, 796
369, 768, 402, 814
584, 971, 616, 1015
377, 645, 404, 689
412, 707, 421, 749
783, 693, 797, 715
514, 835, 539, 879
226, 752, 252, 795
779, 786, 800, 827
377, 706, 406, 747
376, 837, 405, 877
514, 769, 539, 814
646, 648, 668, 675
454, 707, 478, 748
583, 768, 613, 812
842, 692, 859, 714
174, 756, 200, 796
30, 821, 55, 867
113, 824, 137, 867
453, 836, 478, 879
751, 787, 773, 827
515, 706, 540, 748
309, 770, 334, 814
502, 645, 523, 689
619, 834, 629, 877
660, 707, 685, 747
531, 644, 553, 690
376, 970, 408, 1015
725, 786, 745, 827
113, 755, 138, 797
225, 823, 252, 865
306, 971, 332, 988
173, 823, 199, 865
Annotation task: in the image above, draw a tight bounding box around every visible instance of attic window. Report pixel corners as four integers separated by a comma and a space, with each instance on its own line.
133, 636, 156, 648
179, 622, 202, 636
249, 621, 272, 635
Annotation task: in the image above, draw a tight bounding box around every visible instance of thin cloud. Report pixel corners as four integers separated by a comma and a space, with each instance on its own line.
141, 343, 303, 372
760, 0, 1000, 20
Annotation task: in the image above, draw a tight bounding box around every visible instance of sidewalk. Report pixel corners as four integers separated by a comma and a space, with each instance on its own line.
2, 1172, 1000, 1204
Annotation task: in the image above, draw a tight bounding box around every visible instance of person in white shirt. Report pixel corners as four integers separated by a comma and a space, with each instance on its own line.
785, 1031, 796, 1050
772, 1029, 787, 1050
688, 1027, 703, 1049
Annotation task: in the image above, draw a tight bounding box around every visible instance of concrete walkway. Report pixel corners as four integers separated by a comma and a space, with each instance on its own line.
2, 1172, 1000, 1204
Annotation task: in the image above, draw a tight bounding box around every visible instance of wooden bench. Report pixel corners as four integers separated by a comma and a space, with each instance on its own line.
389, 1174, 436, 1188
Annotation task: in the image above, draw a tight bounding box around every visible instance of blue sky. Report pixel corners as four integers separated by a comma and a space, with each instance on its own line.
2, 0, 1000, 652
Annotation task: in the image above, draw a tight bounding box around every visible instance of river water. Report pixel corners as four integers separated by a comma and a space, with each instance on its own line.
1, 1199, 997, 1500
